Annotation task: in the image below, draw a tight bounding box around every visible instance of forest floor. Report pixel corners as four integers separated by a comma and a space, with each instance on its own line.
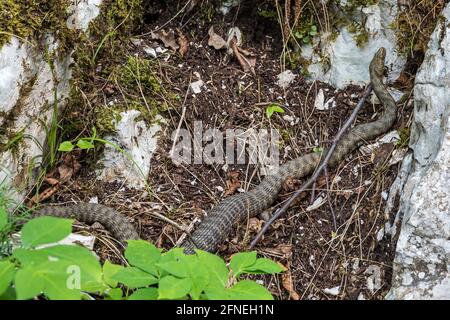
37, 2, 418, 299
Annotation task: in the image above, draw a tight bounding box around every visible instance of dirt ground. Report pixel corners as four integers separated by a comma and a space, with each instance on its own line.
37, 1, 417, 300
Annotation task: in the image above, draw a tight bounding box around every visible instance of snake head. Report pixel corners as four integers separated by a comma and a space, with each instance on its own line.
370, 47, 387, 78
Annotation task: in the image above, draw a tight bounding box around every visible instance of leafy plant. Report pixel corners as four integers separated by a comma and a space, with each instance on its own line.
0, 208, 284, 300
294, 24, 318, 44
265, 104, 285, 119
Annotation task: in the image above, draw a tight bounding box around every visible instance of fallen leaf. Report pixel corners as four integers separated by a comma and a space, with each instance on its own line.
151, 29, 179, 51
207, 26, 227, 50
230, 37, 256, 76
177, 29, 189, 57
282, 271, 300, 300
248, 217, 263, 232
224, 170, 241, 196
44, 177, 59, 185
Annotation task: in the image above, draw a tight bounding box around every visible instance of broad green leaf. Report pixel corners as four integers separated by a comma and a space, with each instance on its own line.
156, 260, 188, 278
14, 245, 104, 293
0, 261, 15, 294
41, 245, 104, 292
230, 251, 257, 277
58, 141, 74, 152
112, 267, 158, 289
21, 216, 73, 247
203, 286, 230, 300
14, 266, 46, 300
157, 248, 186, 277
0, 205, 7, 230
12, 248, 49, 266
128, 287, 158, 300
196, 250, 228, 288
242, 258, 285, 274
15, 260, 83, 300
125, 240, 161, 276
183, 255, 209, 300
158, 276, 191, 300
228, 280, 274, 300
265, 104, 285, 119
76, 139, 95, 150
103, 261, 124, 288
105, 288, 123, 300
0, 286, 16, 300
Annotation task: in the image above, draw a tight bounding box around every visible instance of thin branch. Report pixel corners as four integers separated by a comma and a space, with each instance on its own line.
249, 84, 373, 249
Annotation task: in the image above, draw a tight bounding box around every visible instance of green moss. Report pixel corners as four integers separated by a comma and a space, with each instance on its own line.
391, 0, 445, 57
0, 0, 72, 49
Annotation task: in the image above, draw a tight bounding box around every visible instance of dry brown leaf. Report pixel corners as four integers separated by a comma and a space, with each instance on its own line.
248, 217, 263, 232
44, 177, 59, 185
282, 270, 300, 300
151, 29, 179, 51
177, 29, 189, 57
207, 26, 227, 50
230, 38, 256, 76
224, 170, 241, 196
29, 185, 59, 205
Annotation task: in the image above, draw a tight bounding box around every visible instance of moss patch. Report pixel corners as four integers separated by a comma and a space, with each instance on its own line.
391, 0, 445, 57
0, 0, 73, 49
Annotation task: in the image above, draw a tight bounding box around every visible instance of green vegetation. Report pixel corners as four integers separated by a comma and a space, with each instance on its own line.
391, 0, 445, 57
0, 0, 72, 49
0, 205, 284, 300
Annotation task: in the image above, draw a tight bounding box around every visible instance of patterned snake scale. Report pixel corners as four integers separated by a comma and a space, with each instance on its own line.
35, 48, 396, 254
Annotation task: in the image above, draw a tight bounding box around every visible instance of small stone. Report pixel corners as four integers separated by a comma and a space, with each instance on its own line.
276, 70, 297, 89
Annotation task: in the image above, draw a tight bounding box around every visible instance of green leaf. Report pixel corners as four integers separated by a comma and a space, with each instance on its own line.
105, 288, 123, 300
196, 250, 228, 288
0, 286, 16, 300
125, 240, 161, 276
21, 216, 73, 247
112, 267, 158, 289
41, 245, 104, 292
230, 251, 257, 277
228, 280, 274, 300
313, 146, 323, 153
58, 141, 74, 152
183, 255, 209, 300
265, 104, 285, 119
243, 258, 285, 274
156, 260, 188, 278
14, 245, 104, 293
0, 261, 15, 295
76, 139, 95, 150
0, 205, 7, 231
128, 287, 158, 300
103, 261, 124, 288
14, 266, 45, 300
158, 276, 191, 300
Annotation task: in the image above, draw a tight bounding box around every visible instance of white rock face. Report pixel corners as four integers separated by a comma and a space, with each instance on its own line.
386, 3, 450, 300
0, 0, 102, 201
97, 110, 162, 189
66, 0, 102, 31
303, 0, 405, 89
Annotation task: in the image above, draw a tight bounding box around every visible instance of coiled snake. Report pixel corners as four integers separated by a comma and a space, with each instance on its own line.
35, 48, 396, 253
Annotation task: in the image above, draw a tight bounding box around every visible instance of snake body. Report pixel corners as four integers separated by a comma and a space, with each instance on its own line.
35, 48, 396, 253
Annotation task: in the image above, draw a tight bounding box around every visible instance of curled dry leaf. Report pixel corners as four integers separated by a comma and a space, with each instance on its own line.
282, 269, 300, 300
208, 26, 227, 50
230, 37, 256, 76
177, 29, 189, 57
248, 217, 263, 232
224, 170, 241, 196
151, 29, 179, 51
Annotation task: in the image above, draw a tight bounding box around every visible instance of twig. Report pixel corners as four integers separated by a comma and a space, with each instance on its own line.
249, 84, 373, 249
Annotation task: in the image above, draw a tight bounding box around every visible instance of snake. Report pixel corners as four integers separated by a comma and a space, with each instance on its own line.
34, 47, 396, 254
